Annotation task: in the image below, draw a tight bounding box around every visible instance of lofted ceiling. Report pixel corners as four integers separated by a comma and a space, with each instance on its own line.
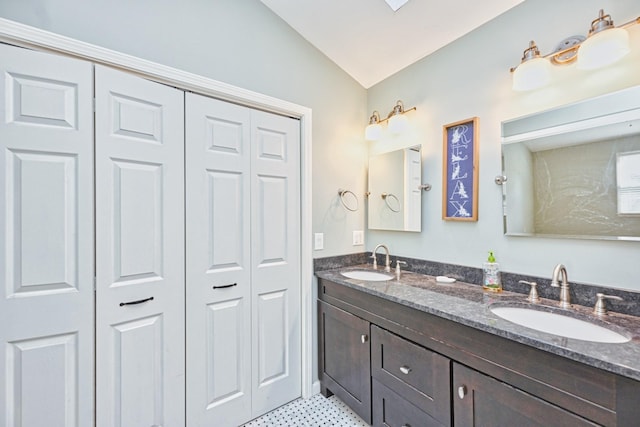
261, 0, 525, 88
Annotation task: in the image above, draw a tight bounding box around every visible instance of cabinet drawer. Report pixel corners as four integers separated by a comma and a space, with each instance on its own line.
371, 325, 451, 426
373, 379, 445, 427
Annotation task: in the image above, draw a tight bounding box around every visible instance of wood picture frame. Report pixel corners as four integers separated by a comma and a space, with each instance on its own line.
442, 117, 479, 221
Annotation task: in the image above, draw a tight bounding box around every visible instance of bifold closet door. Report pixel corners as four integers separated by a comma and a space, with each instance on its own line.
95, 65, 185, 427
185, 93, 252, 426
185, 93, 301, 426
0, 44, 95, 426
250, 109, 301, 418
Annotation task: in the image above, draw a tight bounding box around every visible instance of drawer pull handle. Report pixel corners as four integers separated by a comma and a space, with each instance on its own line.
119, 296, 154, 307
402, 424, 411, 427
458, 385, 467, 399
213, 283, 237, 290
399, 366, 412, 375
361, 334, 369, 344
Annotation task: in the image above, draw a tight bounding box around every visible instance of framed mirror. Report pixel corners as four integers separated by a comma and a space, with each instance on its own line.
501, 85, 640, 241
368, 145, 422, 232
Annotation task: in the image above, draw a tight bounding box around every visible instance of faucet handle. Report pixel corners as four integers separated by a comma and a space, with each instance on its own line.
370, 253, 378, 270
593, 293, 623, 316
519, 280, 540, 303
396, 260, 407, 267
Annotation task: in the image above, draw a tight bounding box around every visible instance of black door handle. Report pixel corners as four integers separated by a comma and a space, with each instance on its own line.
119, 296, 154, 307
213, 283, 238, 290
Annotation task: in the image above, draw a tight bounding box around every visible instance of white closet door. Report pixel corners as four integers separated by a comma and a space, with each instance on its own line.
0, 44, 94, 427
95, 65, 185, 427
185, 93, 252, 426
251, 110, 301, 417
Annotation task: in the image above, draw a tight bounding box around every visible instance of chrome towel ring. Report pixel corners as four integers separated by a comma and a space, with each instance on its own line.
381, 193, 400, 212
338, 189, 359, 212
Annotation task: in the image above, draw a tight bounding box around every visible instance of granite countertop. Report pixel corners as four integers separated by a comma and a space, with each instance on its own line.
316, 264, 640, 382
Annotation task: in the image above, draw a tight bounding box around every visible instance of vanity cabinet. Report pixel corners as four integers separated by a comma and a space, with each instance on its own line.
318, 277, 640, 427
319, 301, 372, 424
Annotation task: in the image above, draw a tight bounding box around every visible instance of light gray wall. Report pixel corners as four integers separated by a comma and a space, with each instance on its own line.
0, 0, 368, 258
367, 0, 640, 291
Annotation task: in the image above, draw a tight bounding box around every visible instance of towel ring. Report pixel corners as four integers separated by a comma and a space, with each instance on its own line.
381, 193, 401, 212
338, 189, 359, 212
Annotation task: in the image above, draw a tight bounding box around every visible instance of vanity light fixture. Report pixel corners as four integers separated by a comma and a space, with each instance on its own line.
577, 10, 631, 70
365, 100, 416, 141
365, 111, 383, 141
510, 9, 639, 91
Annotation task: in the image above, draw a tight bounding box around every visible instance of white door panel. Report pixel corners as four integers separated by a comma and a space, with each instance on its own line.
186, 93, 301, 426
0, 43, 94, 427
95, 65, 185, 427
185, 93, 252, 427
251, 110, 301, 417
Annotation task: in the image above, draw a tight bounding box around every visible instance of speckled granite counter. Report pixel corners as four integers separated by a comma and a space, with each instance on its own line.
316, 265, 640, 382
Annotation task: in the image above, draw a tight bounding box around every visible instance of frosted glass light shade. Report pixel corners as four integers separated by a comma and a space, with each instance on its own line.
365, 123, 382, 141
388, 113, 409, 134
512, 57, 552, 91
577, 27, 630, 70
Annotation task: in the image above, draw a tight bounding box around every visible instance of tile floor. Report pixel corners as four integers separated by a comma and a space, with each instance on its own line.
241, 393, 369, 426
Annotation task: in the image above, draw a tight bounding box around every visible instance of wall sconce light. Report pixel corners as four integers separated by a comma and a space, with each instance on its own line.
511, 9, 639, 91
365, 100, 416, 141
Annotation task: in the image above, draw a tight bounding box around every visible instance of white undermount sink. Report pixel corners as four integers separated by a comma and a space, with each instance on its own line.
340, 270, 394, 281
490, 306, 630, 343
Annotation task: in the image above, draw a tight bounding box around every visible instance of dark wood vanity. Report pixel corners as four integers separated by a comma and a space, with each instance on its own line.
318, 276, 640, 426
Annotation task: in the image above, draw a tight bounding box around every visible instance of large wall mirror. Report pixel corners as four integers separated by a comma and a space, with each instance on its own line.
368, 145, 422, 232
501, 85, 640, 241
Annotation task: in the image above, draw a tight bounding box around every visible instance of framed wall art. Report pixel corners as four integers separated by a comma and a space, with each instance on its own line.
442, 117, 479, 221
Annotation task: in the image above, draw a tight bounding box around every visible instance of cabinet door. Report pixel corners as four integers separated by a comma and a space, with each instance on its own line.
453, 363, 599, 427
0, 43, 94, 427
95, 65, 185, 427
185, 92, 252, 426
319, 301, 371, 424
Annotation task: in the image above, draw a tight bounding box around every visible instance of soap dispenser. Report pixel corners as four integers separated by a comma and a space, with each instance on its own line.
482, 251, 502, 292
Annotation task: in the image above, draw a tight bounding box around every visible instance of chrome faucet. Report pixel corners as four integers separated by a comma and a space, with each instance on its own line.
550, 263, 571, 309
371, 244, 391, 272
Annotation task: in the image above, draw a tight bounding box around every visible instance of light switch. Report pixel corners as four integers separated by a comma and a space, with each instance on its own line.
353, 230, 364, 246
314, 233, 324, 250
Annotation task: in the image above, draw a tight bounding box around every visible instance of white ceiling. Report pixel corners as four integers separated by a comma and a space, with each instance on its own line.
261, 0, 525, 88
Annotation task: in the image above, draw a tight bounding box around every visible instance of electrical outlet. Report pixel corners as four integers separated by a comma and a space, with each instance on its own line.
353, 230, 364, 246
314, 233, 324, 250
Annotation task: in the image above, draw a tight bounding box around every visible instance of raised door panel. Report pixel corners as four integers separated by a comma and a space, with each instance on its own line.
112, 315, 164, 426
0, 44, 94, 427
95, 65, 185, 427
5, 334, 79, 427
185, 93, 252, 427
251, 110, 301, 418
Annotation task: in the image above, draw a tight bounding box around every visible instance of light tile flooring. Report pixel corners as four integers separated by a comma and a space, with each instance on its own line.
241, 393, 369, 427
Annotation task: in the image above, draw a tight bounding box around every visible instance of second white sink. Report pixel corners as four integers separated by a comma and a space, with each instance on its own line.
341, 270, 394, 281
490, 306, 630, 343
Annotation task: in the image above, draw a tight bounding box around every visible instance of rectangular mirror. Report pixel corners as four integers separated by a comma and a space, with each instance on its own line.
501, 85, 640, 241
368, 145, 422, 232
